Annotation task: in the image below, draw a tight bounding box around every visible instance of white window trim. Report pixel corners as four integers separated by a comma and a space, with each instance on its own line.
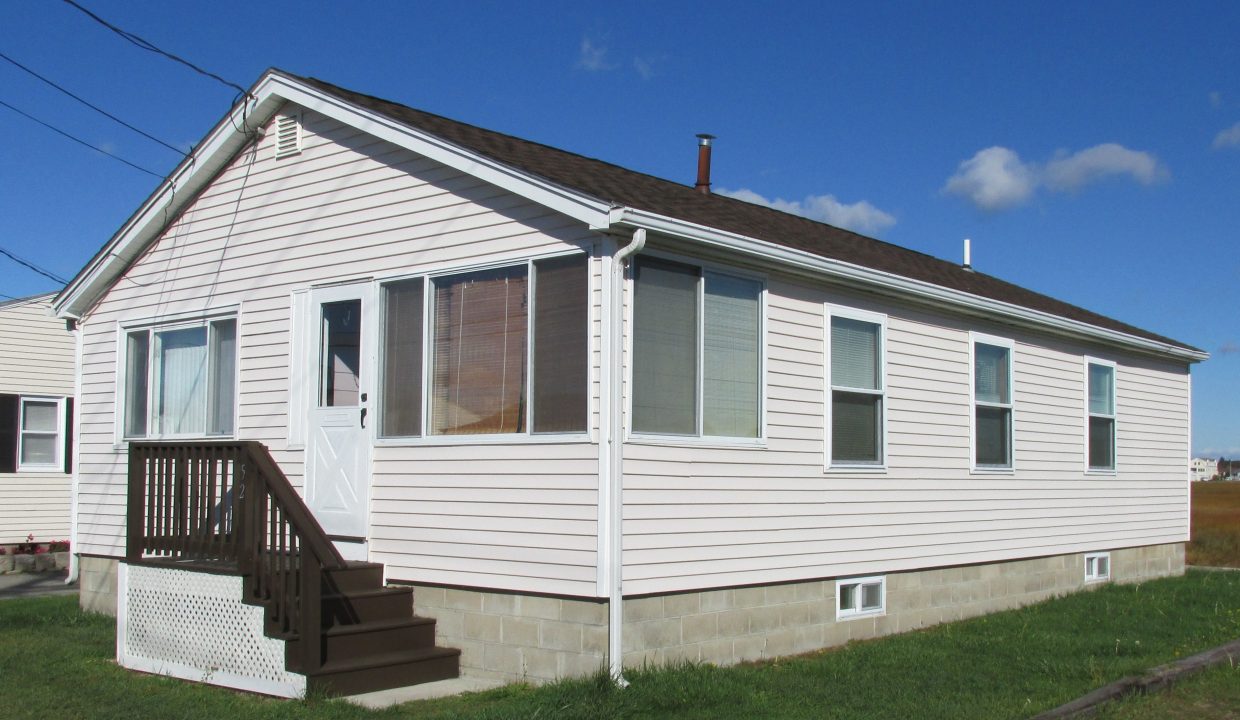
824, 305, 888, 471
1084, 356, 1118, 475
624, 250, 768, 445
836, 575, 886, 620
1084, 551, 1111, 582
373, 251, 595, 444
114, 307, 241, 446
969, 332, 1015, 474
16, 395, 66, 473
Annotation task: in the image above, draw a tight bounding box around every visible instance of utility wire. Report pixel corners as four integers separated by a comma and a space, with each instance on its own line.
60, 0, 250, 98
0, 97, 164, 178
0, 246, 68, 285
0, 50, 187, 156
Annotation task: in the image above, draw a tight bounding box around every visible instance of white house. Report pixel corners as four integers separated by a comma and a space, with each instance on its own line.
54, 69, 1204, 697
0, 292, 75, 547
1191, 457, 1219, 482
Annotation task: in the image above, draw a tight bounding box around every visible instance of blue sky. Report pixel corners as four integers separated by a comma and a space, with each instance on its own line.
1, 1, 1237, 455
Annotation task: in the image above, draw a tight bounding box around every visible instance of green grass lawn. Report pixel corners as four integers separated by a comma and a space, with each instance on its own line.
1093, 663, 1240, 719
3, 570, 1240, 720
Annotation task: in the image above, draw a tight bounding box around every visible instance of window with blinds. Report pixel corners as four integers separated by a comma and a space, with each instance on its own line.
122, 317, 237, 439
1087, 360, 1116, 470
973, 338, 1013, 469
631, 257, 762, 439
827, 309, 885, 466
377, 254, 589, 438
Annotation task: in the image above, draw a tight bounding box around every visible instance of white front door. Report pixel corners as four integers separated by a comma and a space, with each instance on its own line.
305, 283, 373, 540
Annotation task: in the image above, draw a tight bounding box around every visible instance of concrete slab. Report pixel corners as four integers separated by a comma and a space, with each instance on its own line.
0, 569, 77, 599
342, 677, 507, 709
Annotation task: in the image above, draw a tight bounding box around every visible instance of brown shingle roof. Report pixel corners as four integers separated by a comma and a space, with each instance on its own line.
293, 73, 1198, 354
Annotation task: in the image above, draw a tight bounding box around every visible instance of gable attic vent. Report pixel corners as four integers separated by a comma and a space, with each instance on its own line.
274, 113, 302, 159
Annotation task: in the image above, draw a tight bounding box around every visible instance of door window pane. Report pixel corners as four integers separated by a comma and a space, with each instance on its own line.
381, 278, 424, 437
632, 259, 698, 435
533, 255, 588, 433
431, 266, 529, 435
320, 300, 361, 408
703, 272, 760, 438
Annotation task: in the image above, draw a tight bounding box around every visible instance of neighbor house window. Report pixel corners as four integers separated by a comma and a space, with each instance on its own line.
18, 397, 64, 470
122, 317, 237, 438
379, 254, 588, 438
1084, 552, 1110, 582
631, 257, 762, 439
827, 307, 886, 466
972, 335, 1013, 470
1086, 359, 1116, 471
837, 576, 885, 619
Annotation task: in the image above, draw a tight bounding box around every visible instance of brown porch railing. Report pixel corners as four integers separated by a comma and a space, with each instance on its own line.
126, 440, 347, 673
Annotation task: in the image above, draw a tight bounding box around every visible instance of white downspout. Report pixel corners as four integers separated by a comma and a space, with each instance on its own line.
606, 228, 645, 684
66, 319, 83, 585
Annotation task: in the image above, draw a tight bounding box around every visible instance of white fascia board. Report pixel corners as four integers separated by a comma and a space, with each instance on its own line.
55, 70, 611, 319
615, 207, 1208, 364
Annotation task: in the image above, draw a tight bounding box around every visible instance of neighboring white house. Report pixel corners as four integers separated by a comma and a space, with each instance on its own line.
53, 69, 1205, 694
1191, 457, 1219, 482
0, 293, 75, 545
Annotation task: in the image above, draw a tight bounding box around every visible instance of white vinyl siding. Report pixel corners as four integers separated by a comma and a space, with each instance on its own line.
622, 274, 1191, 596
73, 109, 602, 596
0, 295, 74, 543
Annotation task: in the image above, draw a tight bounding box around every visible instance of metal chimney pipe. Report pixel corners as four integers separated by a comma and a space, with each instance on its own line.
695, 133, 715, 194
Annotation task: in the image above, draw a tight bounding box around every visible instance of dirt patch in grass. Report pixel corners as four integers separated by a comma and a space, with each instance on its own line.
1189, 482, 1240, 567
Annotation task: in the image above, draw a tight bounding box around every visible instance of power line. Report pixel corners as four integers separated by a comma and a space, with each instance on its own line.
0, 97, 164, 178
0, 50, 187, 156
0, 246, 68, 285
60, 0, 250, 98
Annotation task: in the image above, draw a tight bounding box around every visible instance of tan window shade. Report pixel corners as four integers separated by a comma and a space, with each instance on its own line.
381, 278, 424, 437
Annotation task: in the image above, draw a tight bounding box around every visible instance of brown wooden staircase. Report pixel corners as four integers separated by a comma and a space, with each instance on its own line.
127, 441, 459, 695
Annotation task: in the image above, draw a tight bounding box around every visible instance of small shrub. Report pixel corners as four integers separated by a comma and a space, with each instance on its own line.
48, 539, 70, 553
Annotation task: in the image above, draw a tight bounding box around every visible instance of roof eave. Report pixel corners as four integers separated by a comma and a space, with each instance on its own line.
614, 207, 1208, 364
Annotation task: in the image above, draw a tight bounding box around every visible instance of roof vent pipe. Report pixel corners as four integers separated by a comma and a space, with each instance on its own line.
695, 133, 716, 194
963, 238, 972, 271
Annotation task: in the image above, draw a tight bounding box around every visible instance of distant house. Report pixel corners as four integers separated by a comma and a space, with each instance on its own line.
0, 293, 75, 546
54, 69, 1205, 697
1191, 457, 1219, 482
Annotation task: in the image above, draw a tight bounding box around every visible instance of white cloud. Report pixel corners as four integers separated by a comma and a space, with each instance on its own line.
942, 146, 1037, 211
944, 143, 1166, 211
718, 188, 897, 234
1043, 143, 1165, 190
1213, 122, 1240, 150
577, 37, 616, 72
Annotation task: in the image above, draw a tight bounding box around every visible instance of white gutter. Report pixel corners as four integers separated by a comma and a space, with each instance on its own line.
66, 320, 83, 585
604, 228, 645, 685
612, 208, 1207, 364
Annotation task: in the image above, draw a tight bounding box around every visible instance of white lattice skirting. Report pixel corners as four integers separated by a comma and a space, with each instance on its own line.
117, 563, 307, 697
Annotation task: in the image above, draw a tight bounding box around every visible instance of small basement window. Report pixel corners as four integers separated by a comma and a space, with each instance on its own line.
1085, 552, 1111, 582
837, 576, 885, 619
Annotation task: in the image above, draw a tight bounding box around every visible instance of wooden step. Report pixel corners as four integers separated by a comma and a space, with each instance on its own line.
306, 646, 462, 696
322, 562, 385, 593
286, 616, 438, 669
321, 586, 414, 628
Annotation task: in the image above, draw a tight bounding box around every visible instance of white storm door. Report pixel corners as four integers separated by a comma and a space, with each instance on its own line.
305, 283, 373, 539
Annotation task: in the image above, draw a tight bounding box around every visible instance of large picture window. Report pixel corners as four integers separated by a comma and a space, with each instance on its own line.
1086, 359, 1116, 470
972, 336, 1013, 470
827, 308, 885, 466
122, 317, 237, 439
631, 257, 762, 439
379, 254, 588, 438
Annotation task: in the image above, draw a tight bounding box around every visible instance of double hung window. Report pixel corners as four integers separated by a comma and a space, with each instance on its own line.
18, 397, 64, 470
122, 317, 237, 439
972, 336, 1013, 470
827, 308, 885, 466
630, 257, 763, 439
1086, 360, 1116, 471
378, 254, 589, 438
